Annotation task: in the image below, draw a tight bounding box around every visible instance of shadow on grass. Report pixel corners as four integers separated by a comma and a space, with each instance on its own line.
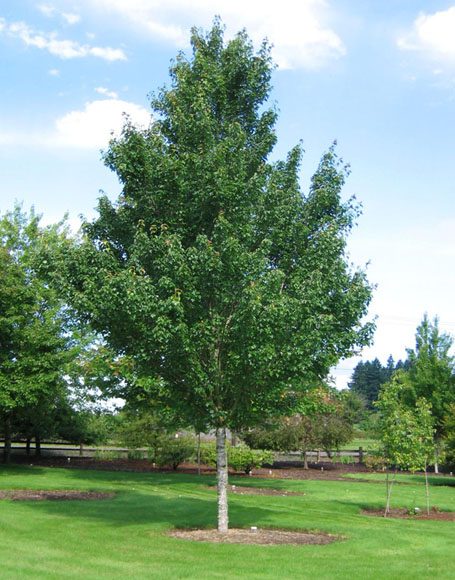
0, 464, 47, 478
4, 467, 272, 531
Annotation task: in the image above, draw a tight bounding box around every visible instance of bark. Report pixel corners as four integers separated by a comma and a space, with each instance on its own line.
434, 443, 440, 474
425, 467, 430, 516
302, 450, 309, 470
3, 416, 12, 464
384, 469, 396, 517
196, 432, 201, 476
216, 427, 229, 533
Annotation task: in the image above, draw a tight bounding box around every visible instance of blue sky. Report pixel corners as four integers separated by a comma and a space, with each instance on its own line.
1, 1, 454, 387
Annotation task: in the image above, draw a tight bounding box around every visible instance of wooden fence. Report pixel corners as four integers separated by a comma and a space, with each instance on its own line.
1, 441, 368, 464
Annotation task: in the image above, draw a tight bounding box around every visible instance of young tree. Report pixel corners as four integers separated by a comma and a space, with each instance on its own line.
59, 21, 374, 531
377, 375, 434, 515
403, 315, 455, 472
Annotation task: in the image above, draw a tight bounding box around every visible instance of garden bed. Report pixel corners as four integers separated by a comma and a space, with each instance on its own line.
169, 527, 339, 545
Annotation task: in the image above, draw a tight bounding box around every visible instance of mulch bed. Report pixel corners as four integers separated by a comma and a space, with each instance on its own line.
0, 490, 115, 501
362, 508, 454, 521
8, 455, 370, 480
169, 528, 338, 545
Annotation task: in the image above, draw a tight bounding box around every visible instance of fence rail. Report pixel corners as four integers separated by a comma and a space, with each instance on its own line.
1, 442, 368, 463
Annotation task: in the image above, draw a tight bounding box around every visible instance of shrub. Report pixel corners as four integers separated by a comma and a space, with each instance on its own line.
229, 445, 274, 473
364, 452, 386, 471
154, 436, 195, 470
199, 442, 273, 473
127, 449, 145, 461
93, 449, 123, 461
199, 442, 217, 467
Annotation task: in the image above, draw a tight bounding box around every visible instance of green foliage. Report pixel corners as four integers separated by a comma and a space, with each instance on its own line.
199, 441, 218, 467
243, 386, 356, 456
228, 445, 273, 473
348, 356, 408, 410
93, 449, 123, 461
153, 435, 195, 470
127, 449, 145, 460
377, 375, 435, 472
404, 314, 455, 441
199, 441, 272, 473
59, 21, 374, 436
443, 404, 455, 466
363, 452, 386, 471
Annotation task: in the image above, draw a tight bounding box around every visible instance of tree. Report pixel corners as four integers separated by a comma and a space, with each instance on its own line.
376, 374, 434, 515
348, 356, 408, 410
59, 21, 374, 531
0, 207, 79, 462
244, 387, 356, 467
403, 314, 455, 472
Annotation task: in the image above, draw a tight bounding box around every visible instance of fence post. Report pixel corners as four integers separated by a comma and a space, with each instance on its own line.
358, 446, 364, 464
79, 443, 83, 457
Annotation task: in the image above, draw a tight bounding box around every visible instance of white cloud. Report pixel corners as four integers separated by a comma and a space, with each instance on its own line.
38, 4, 81, 25
87, 0, 345, 69
0, 99, 151, 149
38, 4, 56, 18
54, 98, 151, 148
0, 17, 126, 61
48, 68, 60, 76
398, 7, 455, 62
95, 86, 119, 98
62, 13, 81, 25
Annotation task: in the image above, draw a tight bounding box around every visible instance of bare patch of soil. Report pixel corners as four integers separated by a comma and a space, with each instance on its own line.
169, 527, 338, 545
0, 490, 115, 501
363, 508, 454, 521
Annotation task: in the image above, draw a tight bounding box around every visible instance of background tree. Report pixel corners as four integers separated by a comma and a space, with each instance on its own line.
59, 21, 374, 532
243, 387, 356, 467
348, 356, 408, 410
0, 207, 78, 463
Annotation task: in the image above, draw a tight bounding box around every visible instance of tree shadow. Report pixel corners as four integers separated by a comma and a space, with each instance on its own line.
0, 464, 47, 478
9, 467, 273, 530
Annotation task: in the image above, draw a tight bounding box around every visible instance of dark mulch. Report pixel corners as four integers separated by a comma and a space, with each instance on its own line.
363, 507, 455, 521
169, 527, 339, 545
0, 489, 115, 501
7, 455, 369, 480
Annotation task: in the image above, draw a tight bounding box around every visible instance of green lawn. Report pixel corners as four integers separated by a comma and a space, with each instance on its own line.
0, 465, 453, 579
339, 437, 379, 451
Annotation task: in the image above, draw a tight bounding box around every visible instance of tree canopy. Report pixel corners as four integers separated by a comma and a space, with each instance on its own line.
59, 21, 374, 530
0, 207, 76, 461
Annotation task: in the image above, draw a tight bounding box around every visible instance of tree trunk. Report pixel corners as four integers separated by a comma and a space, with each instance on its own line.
425, 466, 430, 516
302, 450, 309, 470
197, 432, 201, 476
434, 442, 440, 474
216, 427, 229, 533
3, 416, 12, 464
384, 469, 396, 517
35, 434, 41, 457
26, 438, 31, 456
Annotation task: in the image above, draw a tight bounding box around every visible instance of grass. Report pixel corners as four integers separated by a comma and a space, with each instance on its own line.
339, 438, 379, 451
0, 464, 454, 579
